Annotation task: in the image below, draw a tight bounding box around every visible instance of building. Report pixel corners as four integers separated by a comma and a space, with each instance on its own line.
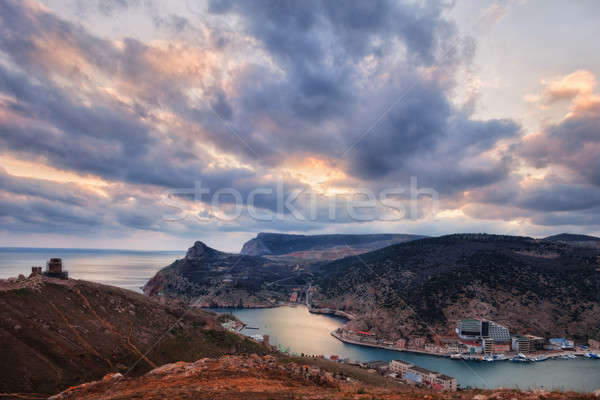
30, 266, 42, 276
407, 366, 439, 386
289, 291, 298, 302
457, 318, 510, 342
389, 359, 413, 376
412, 337, 426, 348
395, 339, 407, 348
404, 368, 423, 384
485, 321, 511, 342
424, 343, 442, 353
525, 335, 545, 351
367, 361, 389, 373
483, 338, 511, 354
458, 318, 482, 339
434, 374, 458, 391
43, 258, 68, 279
549, 338, 574, 350
389, 360, 457, 391
589, 339, 600, 350
461, 340, 482, 354
512, 336, 531, 354
483, 338, 494, 355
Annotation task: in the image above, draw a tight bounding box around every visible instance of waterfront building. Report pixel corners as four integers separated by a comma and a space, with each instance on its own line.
486, 321, 511, 342
388, 361, 457, 392
461, 340, 483, 354
367, 361, 389, 373
445, 343, 462, 353
525, 335, 545, 351
483, 338, 494, 354
425, 343, 442, 353
512, 336, 531, 354
458, 318, 482, 339
289, 292, 298, 302
434, 374, 458, 391
404, 368, 423, 384
549, 338, 574, 349
457, 318, 510, 342
395, 338, 407, 348
412, 337, 426, 348
389, 359, 412, 375
589, 339, 600, 350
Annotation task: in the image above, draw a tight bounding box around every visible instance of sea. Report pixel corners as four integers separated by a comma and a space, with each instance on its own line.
0, 247, 184, 293
2, 247, 599, 391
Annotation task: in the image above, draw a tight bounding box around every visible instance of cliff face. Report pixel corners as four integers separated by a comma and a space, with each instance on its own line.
144, 241, 300, 306
312, 234, 600, 340
0, 275, 267, 397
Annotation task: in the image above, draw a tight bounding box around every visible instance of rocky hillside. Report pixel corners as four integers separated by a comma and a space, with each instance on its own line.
144, 233, 600, 341
144, 241, 305, 306
0, 275, 268, 398
50, 354, 596, 400
311, 234, 600, 341
240, 232, 426, 260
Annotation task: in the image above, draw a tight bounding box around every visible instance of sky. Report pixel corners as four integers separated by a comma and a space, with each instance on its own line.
0, 0, 599, 251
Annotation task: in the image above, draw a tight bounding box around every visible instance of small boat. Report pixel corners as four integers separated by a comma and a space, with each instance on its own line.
493, 354, 507, 361
533, 355, 549, 362
559, 354, 576, 360
483, 355, 494, 362
586, 353, 600, 359
450, 354, 462, 360
512, 354, 533, 363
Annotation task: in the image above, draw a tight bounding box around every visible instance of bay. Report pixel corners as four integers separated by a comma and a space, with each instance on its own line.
211, 305, 600, 392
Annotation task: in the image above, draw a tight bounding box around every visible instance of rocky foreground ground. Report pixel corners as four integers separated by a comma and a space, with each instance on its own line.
50, 354, 598, 400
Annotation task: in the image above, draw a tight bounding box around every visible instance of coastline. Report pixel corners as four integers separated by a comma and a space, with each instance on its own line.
330, 329, 451, 357
330, 330, 593, 361
308, 307, 356, 320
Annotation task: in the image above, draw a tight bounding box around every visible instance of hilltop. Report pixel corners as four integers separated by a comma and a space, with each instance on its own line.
543, 233, 600, 248
143, 241, 302, 306
49, 354, 596, 400
240, 232, 426, 260
0, 274, 268, 397
312, 234, 600, 340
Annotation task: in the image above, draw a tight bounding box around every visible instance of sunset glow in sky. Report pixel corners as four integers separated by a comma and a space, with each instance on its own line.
1, 0, 599, 251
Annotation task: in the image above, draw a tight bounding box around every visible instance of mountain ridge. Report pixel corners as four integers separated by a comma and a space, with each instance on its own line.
240, 232, 427, 259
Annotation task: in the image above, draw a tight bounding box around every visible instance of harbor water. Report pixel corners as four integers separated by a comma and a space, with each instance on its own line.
211, 305, 600, 392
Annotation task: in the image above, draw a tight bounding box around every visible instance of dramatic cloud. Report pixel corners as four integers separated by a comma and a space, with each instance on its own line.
0, 0, 599, 248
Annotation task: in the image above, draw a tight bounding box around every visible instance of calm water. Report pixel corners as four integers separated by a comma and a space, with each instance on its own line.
211, 306, 600, 392
0, 247, 184, 293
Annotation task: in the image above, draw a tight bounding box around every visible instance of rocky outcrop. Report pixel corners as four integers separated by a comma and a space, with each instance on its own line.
185, 240, 224, 260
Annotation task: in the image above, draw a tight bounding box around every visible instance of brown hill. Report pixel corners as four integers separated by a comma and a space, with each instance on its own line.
0, 275, 268, 398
